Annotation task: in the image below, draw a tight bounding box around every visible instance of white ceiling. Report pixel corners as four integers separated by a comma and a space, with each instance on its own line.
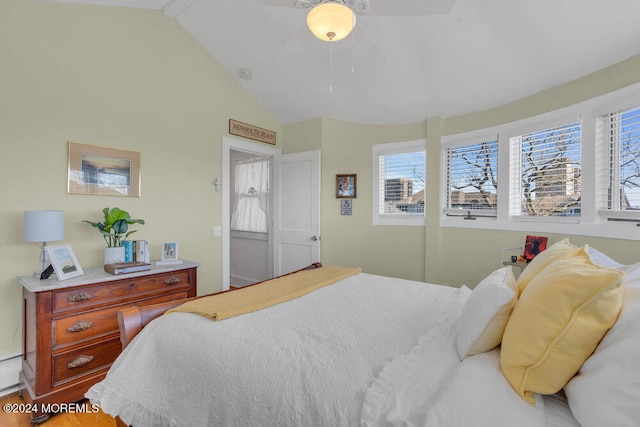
43, 0, 640, 125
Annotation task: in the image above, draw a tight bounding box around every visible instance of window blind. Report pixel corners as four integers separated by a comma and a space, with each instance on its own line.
445, 139, 498, 216
376, 150, 425, 215
509, 121, 581, 218
603, 106, 640, 212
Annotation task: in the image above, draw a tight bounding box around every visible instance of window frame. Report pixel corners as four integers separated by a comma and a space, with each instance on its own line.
442, 133, 499, 219
439, 82, 640, 241
372, 139, 426, 226
595, 100, 640, 221
507, 114, 582, 221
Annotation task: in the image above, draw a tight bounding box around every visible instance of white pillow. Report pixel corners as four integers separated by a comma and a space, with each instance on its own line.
565, 262, 640, 426
589, 247, 626, 270
456, 267, 517, 360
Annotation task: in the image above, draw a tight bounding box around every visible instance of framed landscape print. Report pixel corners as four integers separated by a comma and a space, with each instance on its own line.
68, 141, 141, 197
45, 244, 84, 280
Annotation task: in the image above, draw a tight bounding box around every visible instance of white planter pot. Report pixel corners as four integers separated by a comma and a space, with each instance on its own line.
104, 246, 125, 265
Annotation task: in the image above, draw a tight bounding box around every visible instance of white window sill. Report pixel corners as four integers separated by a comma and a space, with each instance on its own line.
373, 215, 425, 226
440, 215, 639, 241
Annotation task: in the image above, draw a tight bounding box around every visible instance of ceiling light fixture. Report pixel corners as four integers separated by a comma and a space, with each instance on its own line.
306, 1, 356, 42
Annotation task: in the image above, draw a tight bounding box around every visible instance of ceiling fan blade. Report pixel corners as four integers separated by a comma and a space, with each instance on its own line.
271, 23, 317, 66
256, 0, 312, 8
364, 0, 456, 16
256, 0, 456, 15
267, 19, 390, 95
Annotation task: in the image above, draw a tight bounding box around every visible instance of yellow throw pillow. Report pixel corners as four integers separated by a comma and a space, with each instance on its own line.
516, 238, 577, 295
500, 245, 624, 405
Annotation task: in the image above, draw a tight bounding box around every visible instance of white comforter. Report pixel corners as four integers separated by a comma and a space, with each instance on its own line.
86, 272, 568, 426
361, 320, 547, 427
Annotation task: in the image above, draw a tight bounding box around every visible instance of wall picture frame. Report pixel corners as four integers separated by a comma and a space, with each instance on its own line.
161, 242, 179, 262
44, 244, 84, 281
68, 141, 141, 197
336, 174, 357, 199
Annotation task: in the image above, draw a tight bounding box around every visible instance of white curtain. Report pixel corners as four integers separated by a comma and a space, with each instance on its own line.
231, 158, 269, 232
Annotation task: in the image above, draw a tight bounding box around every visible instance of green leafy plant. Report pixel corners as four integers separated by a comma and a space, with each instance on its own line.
83, 207, 145, 248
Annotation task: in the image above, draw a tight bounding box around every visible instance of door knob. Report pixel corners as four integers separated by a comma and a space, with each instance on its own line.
310, 236, 320, 241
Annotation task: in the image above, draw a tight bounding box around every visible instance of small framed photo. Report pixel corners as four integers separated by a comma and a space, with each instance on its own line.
336, 174, 357, 199
161, 242, 179, 262
523, 235, 548, 262
45, 244, 84, 281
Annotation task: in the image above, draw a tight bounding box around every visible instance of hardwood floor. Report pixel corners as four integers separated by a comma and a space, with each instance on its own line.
0, 391, 117, 426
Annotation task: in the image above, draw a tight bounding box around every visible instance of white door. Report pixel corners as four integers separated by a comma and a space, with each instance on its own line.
273, 150, 321, 276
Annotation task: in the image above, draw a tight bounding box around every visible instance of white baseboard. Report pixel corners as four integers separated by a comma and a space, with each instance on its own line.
0, 353, 22, 397
230, 274, 259, 287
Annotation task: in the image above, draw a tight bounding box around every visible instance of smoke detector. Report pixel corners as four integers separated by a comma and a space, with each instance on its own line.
238, 68, 252, 80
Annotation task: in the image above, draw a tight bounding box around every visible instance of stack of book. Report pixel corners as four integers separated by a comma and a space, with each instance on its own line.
104, 261, 151, 275
122, 240, 150, 263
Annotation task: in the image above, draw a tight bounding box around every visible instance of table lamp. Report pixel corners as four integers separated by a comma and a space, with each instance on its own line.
24, 210, 64, 277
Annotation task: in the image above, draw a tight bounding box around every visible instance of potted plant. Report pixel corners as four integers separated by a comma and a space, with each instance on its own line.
83, 207, 145, 264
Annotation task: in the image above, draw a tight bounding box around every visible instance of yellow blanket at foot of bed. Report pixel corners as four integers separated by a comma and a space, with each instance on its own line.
166, 266, 361, 321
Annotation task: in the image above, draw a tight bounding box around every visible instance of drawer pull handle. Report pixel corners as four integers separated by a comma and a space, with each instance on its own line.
164, 276, 181, 285
67, 355, 94, 369
67, 321, 93, 333
68, 292, 93, 302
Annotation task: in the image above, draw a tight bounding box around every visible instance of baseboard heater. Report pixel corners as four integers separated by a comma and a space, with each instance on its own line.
0, 353, 22, 397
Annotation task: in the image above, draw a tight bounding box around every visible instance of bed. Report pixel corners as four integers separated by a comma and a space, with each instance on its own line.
86, 241, 640, 427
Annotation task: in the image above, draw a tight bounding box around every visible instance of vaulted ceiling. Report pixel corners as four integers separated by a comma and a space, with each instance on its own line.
42, 0, 640, 125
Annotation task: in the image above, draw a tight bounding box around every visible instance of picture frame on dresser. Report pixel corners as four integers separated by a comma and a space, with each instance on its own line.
44, 244, 83, 280
161, 242, 178, 262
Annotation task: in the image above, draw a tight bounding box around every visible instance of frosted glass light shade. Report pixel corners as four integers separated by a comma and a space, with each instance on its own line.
307, 2, 356, 42
24, 210, 64, 243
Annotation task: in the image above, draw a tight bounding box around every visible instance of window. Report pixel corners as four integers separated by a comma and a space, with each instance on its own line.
439, 84, 640, 240
231, 157, 269, 232
444, 138, 498, 217
372, 140, 426, 225
598, 105, 640, 217
509, 121, 581, 219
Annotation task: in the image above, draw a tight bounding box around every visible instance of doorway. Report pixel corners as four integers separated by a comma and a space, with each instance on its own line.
222, 137, 280, 290
228, 149, 272, 288
222, 137, 322, 291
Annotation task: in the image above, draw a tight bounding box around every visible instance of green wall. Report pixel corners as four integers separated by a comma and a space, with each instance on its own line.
0, 0, 281, 359
439, 55, 640, 287
284, 54, 640, 289
317, 119, 427, 280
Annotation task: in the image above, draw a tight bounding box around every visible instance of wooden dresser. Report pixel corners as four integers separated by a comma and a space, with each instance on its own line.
18, 261, 198, 423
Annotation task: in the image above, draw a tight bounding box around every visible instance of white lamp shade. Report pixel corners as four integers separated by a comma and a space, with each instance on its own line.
24, 210, 64, 243
307, 2, 356, 42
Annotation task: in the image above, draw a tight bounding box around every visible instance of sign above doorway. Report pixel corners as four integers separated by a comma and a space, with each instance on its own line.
229, 119, 276, 145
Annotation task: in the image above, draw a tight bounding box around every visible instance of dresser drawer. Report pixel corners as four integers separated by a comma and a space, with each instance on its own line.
53, 270, 192, 313
52, 337, 122, 387
53, 290, 190, 348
